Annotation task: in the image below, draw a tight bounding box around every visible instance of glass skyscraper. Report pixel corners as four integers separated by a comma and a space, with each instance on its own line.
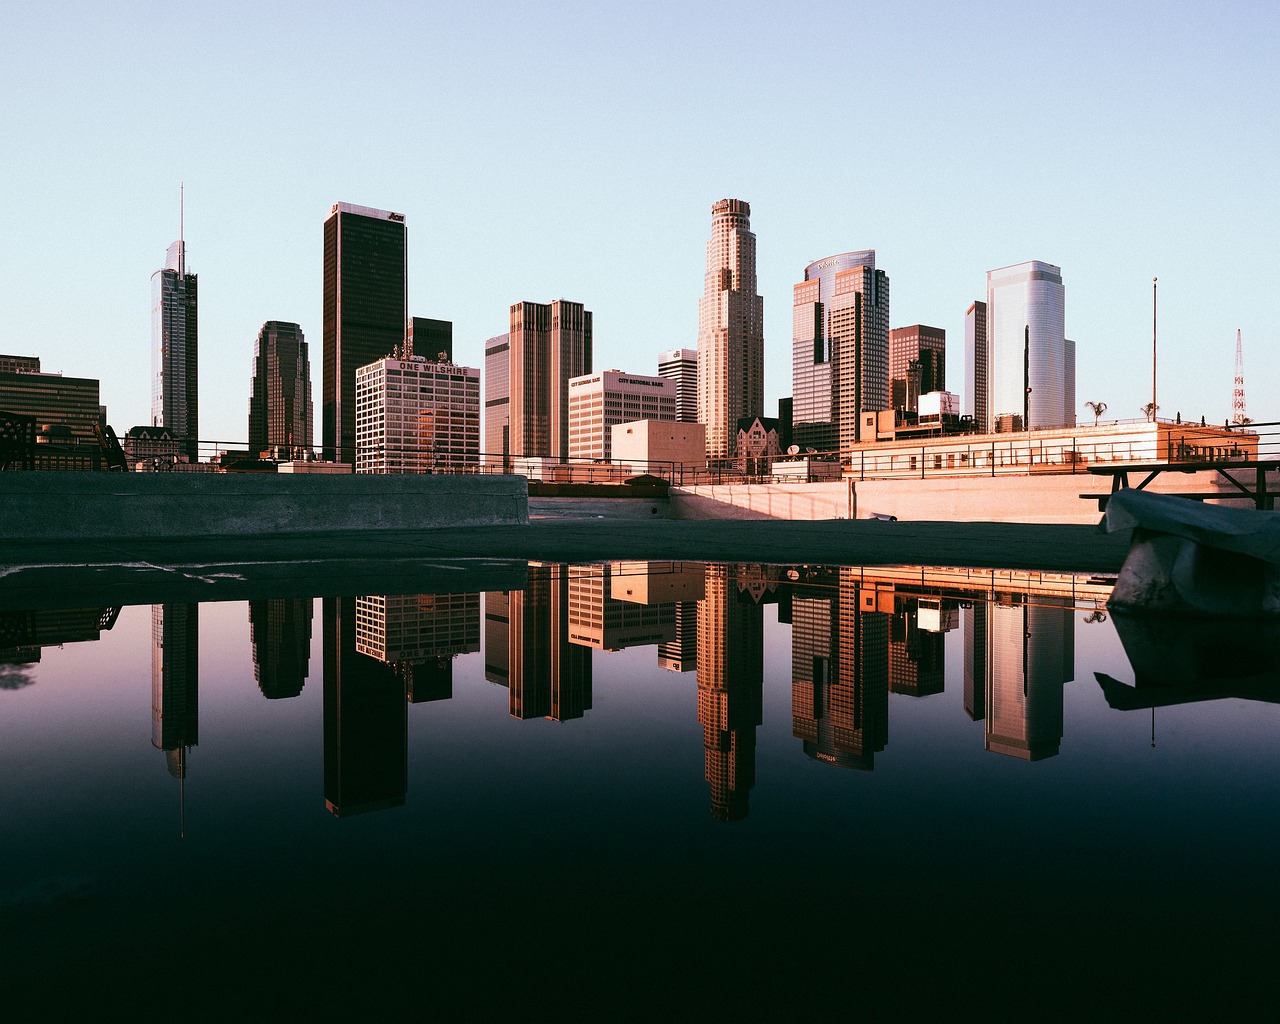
248, 321, 312, 456
322, 203, 407, 463
151, 239, 198, 459
984, 261, 1073, 431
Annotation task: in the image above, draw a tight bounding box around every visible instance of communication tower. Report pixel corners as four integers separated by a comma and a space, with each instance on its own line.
1232, 329, 1246, 424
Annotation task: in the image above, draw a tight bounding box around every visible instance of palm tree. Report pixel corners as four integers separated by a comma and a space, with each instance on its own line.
1141, 402, 1158, 422
1084, 401, 1107, 426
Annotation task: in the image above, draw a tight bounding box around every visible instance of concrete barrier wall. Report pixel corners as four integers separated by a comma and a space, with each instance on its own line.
672, 470, 1270, 524
0, 472, 529, 541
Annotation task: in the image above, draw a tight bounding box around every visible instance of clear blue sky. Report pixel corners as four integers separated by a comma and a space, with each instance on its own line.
2, 0, 1276, 442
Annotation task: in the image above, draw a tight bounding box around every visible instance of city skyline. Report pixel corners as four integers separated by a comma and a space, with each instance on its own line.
2, 4, 1275, 442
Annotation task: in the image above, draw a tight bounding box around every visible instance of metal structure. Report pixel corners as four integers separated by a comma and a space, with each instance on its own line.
1232, 329, 1246, 425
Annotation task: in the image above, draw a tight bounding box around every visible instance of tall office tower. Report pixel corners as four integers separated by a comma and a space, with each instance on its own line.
483, 332, 511, 467
567, 369, 676, 462
354, 353, 480, 473
964, 300, 988, 426
322, 596, 407, 817
151, 604, 199, 781
657, 348, 698, 422
983, 596, 1074, 760
151, 237, 198, 460
963, 601, 987, 721
697, 199, 764, 460
791, 251, 888, 453
408, 317, 452, 362
248, 321, 312, 457
322, 203, 407, 462
888, 325, 946, 415
248, 598, 313, 700
985, 261, 1072, 431
696, 563, 764, 820
505, 300, 592, 462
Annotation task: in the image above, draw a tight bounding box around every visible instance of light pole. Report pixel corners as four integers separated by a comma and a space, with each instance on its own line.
1152, 277, 1158, 422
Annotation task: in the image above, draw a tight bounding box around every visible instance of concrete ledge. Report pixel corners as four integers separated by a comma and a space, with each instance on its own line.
0, 471, 529, 541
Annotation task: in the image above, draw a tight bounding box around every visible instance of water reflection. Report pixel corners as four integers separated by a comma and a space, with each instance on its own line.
1, 562, 1220, 823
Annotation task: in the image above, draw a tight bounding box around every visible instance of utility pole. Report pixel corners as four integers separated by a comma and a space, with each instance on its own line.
1152, 277, 1158, 421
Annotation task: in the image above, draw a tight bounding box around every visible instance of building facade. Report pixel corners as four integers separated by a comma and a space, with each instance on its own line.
483, 333, 511, 467
964, 300, 988, 426
985, 261, 1073, 431
354, 354, 480, 474
505, 299, 592, 462
888, 325, 945, 415
657, 348, 698, 422
0, 366, 101, 442
408, 317, 452, 363
248, 321, 313, 457
697, 199, 764, 460
322, 203, 407, 463
151, 239, 198, 459
792, 251, 889, 454
567, 369, 676, 462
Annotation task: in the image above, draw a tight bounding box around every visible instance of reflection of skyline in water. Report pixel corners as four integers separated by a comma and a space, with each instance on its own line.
3, 562, 1178, 825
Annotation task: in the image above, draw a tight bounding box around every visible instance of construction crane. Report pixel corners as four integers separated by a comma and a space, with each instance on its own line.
1232, 329, 1247, 425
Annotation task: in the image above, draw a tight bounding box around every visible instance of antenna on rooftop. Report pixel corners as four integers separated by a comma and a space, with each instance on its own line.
179, 181, 185, 276
1232, 329, 1246, 424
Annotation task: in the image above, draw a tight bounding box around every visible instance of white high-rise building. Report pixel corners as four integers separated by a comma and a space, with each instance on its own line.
697, 199, 764, 460
985, 261, 1073, 431
657, 348, 698, 423
567, 369, 676, 462
355, 354, 479, 474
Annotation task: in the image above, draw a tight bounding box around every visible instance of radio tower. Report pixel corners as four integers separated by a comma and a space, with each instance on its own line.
1232, 329, 1246, 424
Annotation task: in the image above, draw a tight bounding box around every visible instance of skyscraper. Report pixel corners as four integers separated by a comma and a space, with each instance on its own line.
355, 352, 479, 473
408, 317, 452, 363
657, 348, 698, 423
322, 203, 407, 462
791, 251, 889, 454
483, 332, 511, 467
697, 199, 764, 460
964, 300, 988, 426
984, 261, 1072, 431
505, 299, 592, 461
151, 236, 198, 460
888, 325, 946, 415
248, 321, 312, 457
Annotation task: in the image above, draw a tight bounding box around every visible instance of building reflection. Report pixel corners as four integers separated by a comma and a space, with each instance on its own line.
249, 599, 313, 700
981, 596, 1074, 761
152, 604, 199, 782
485, 564, 592, 721
323, 596, 406, 817
790, 569, 890, 771
356, 592, 480, 703
0, 606, 121, 669
696, 564, 769, 820
889, 595, 952, 698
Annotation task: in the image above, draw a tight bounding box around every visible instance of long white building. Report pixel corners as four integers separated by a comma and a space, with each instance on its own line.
355, 354, 479, 474
567, 369, 676, 462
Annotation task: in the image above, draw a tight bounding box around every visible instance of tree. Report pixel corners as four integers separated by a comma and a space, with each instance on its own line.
1141, 402, 1158, 422
1084, 401, 1107, 426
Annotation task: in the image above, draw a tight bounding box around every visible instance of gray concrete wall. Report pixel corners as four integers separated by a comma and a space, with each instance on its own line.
671, 470, 1271, 525
529, 496, 670, 520
1, 472, 529, 541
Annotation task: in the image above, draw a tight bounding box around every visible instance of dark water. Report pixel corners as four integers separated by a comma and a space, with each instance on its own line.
2, 562, 1277, 1014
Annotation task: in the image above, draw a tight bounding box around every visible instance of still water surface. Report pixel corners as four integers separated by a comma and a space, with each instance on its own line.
3, 562, 1276, 1013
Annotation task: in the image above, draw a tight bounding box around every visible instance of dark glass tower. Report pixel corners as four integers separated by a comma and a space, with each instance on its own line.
248, 321, 312, 456
322, 203, 407, 463
151, 240, 198, 460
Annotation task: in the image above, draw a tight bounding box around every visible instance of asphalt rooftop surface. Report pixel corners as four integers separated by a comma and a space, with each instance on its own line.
0, 517, 1127, 609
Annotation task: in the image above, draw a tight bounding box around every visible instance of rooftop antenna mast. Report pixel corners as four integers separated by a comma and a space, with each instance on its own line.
179, 181, 185, 276
1232, 329, 1246, 424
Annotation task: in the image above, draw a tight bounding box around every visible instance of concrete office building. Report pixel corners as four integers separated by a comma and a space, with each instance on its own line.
985, 261, 1074, 431
502, 299, 593, 462
964, 300, 988, 426
888, 325, 945, 415
792, 251, 889, 454
0, 362, 101, 443
697, 199, 764, 460
567, 369, 676, 462
657, 348, 698, 423
151, 237, 198, 459
322, 203, 407, 462
248, 321, 313, 457
355, 353, 480, 474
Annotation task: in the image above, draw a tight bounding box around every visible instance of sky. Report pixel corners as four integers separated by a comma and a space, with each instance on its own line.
2, 0, 1277, 444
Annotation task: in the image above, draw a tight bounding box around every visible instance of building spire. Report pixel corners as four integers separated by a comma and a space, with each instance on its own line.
179, 181, 185, 276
